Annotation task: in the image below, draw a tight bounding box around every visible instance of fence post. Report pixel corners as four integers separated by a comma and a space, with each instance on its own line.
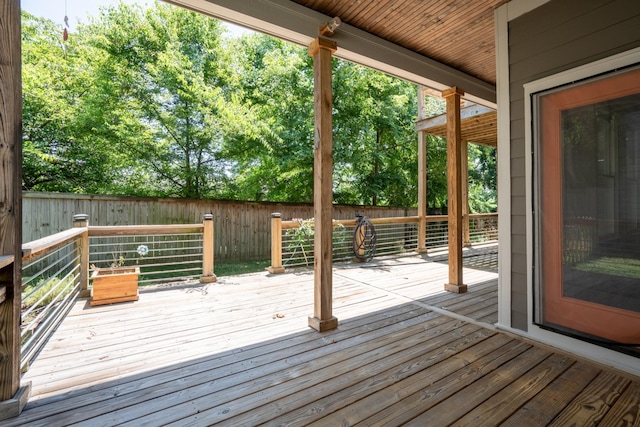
73, 214, 91, 298
268, 213, 285, 274
200, 214, 217, 283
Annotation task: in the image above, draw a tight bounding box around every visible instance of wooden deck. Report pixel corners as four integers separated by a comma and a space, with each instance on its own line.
5, 246, 640, 426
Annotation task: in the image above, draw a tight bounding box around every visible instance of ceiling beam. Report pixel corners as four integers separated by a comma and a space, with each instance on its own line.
163, 0, 497, 107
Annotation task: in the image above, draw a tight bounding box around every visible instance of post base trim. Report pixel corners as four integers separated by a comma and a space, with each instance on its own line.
199, 275, 217, 284
0, 382, 31, 421
308, 316, 338, 332
445, 283, 468, 293
267, 266, 285, 274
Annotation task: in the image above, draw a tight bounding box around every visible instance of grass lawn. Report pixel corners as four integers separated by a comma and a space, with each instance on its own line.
215, 259, 271, 276
575, 256, 640, 279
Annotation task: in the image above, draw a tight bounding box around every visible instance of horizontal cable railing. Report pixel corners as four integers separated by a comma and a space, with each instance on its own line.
86, 221, 215, 286
270, 212, 498, 270
88, 231, 204, 286
19, 215, 216, 372
20, 228, 86, 372
469, 213, 499, 244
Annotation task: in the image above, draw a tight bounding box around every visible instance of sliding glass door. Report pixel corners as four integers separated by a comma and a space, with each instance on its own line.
534, 66, 640, 352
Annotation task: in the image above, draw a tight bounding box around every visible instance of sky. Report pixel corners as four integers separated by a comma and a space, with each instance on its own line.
21, 0, 252, 36
22, 0, 146, 28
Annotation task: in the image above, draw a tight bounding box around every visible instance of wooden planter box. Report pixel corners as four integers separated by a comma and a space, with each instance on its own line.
90, 266, 140, 306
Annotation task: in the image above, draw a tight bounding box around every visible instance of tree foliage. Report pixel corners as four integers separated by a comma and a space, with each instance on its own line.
21, 3, 496, 211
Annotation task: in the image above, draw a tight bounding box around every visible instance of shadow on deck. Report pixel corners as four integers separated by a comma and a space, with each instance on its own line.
4, 244, 640, 426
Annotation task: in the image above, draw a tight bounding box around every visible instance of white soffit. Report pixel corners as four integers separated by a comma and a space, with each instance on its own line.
163, 0, 497, 108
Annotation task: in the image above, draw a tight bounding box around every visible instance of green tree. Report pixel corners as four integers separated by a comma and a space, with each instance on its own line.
84, 3, 260, 198
468, 143, 497, 212
22, 3, 494, 209
21, 12, 117, 193
332, 62, 418, 206
221, 35, 315, 202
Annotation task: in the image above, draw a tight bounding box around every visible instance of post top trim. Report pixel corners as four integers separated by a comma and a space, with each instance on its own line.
308, 36, 337, 56
442, 87, 465, 98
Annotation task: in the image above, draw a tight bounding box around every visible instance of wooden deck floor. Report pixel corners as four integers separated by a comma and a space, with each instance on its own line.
5, 246, 640, 426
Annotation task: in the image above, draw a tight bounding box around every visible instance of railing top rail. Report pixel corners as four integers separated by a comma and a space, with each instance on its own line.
281, 215, 421, 229
0, 255, 14, 269
22, 227, 87, 262
88, 224, 204, 237
469, 212, 498, 218
279, 212, 497, 230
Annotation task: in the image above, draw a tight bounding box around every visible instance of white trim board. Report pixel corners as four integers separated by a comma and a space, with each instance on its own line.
523, 46, 640, 377
494, 4, 511, 329
495, 0, 550, 330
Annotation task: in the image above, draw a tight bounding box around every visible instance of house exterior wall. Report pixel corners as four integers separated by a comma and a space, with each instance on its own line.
507, 0, 640, 331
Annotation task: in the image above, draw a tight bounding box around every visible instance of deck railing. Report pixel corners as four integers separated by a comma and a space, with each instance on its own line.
269, 212, 498, 271
20, 228, 86, 371
19, 214, 215, 372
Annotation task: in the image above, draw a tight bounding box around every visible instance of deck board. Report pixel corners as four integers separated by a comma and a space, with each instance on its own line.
4, 246, 640, 426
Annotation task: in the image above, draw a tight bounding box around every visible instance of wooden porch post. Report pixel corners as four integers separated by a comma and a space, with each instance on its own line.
462, 141, 471, 247
417, 130, 428, 253
308, 36, 338, 332
0, 0, 31, 419
416, 86, 428, 253
442, 87, 467, 293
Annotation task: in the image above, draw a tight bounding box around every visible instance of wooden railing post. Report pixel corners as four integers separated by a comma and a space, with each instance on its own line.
353, 214, 366, 262
200, 214, 216, 283
73, 214, 90, 298
268, 213, 285, 274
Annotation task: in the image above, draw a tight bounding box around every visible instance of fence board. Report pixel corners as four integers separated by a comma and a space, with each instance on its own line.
23, 192, 416, 262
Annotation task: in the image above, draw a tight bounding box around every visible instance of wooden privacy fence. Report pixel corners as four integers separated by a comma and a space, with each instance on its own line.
19, 214, 215, 372
23, 192, 415, 261
269, 212, 498, 271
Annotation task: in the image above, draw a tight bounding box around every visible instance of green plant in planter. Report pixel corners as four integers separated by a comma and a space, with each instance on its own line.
284, 218, 349, 266
106, 244, 149, 269
285, 219, 314, 266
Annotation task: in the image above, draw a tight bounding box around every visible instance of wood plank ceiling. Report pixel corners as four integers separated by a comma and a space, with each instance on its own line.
291, 0, 511, 86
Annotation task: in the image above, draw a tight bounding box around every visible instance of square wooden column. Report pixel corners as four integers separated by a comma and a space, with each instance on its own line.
0, 0, 31, 419
417, 131, 428, 253
442, 87, 467, 293
308, 36, 338, 332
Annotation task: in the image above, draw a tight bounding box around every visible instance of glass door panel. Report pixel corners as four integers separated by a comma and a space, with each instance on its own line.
535, 67, 640, 350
